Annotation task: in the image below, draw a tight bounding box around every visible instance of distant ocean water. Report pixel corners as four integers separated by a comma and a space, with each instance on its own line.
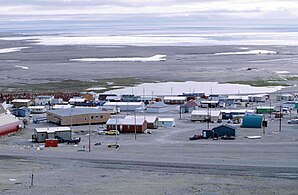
1, 19, 298, 46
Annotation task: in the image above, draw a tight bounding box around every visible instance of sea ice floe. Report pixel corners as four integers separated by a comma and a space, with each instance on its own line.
214, 50, 277, 55
70, 54, 166, 62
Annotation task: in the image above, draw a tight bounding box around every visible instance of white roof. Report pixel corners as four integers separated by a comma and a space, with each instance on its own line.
53, 104, 73, 109
200, 100, 219, 104
106, 96, 121, 100
106, 117, 146, 125
125, 115, 158, 123
248, 94, 268, 98
35, 127, 71, 133
164, 96, 187, 101
69, 97, 86, 102
12, 99, 31, 103
104, 102, 144, 106
28, 106, 46, 109
158, 117, 175, 122
191, 110, 221, 116
146, 102, 167, 108
0, 114, 20, 126
220, 109, 254, 113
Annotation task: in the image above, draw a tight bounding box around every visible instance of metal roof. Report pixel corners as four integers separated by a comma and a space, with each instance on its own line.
47, 108, 109, 117
35, 127, 71, 133
0, 114, 20, 126
106, 117, 146, 125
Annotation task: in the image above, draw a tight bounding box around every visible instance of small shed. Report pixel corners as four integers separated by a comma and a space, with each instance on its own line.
146, 102, 168, 113
158, 118, 175, 127
212, 124, 236, 138
241, 115, 263, 128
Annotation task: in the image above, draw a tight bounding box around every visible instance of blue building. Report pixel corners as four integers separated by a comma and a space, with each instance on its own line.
11, 107, 30, 117
212, 124, 236, 138
242, 115, 263, 128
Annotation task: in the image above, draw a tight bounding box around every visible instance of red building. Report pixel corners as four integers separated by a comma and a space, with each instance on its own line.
106, 117, 147, 133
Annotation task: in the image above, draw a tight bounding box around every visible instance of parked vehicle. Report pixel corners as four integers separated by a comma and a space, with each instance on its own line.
105, 130, 120, 135
67, 137, 81, 144
189, 134, 202, 140
288, 119, 298, 124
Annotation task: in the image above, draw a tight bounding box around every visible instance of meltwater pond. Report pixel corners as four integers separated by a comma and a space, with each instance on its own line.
106, 81, 282, 96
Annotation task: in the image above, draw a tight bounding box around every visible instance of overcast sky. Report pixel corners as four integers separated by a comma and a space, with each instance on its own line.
1, 0, 298, 19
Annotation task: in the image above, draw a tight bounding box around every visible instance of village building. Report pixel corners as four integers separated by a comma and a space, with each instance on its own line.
276, 94, 294, 101
32, 127, 72, 143
34, 95, 54, 106
256, 106, 275, 114
68, 97, 86, 105
212, 124, 236, 138
163, 96, 187, 105
123, 115, 159, 129
11, 99, 33, 108
241, 115, 263, 128
146, 102, 168, 113
220, 109, 255, 120
248, 94, 268, 102
106, 116, 147, 133
11, 107, 30, 117
47, 108, 111, 126
200, 100, 219, 108
104, 102, 145, 112
158, 118, 175, 127
180, 100, 199, 113
106, 95, 122, 102
52, 104, 73, 110
0, 104, 21, 136
191, 110, 222, 122
28, 106, 47, 114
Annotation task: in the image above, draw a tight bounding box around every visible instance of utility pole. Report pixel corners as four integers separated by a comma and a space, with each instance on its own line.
30, 172, 34, 188
88, 115, 91, 152
207, 105, 210, 129
279, 105, 282, 132
134, 111, 137, 140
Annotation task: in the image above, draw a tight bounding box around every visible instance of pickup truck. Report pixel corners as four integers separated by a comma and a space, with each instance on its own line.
67, 137, 81, 144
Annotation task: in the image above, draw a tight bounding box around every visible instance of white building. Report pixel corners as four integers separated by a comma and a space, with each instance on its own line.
34, 95, 54, 106
69, 97, 86, 105
104, 102, 145, 112
146, 102, 168, 113
163, 96, 187, 104
52, 104, 73, 110
28, 106, 47, 114
32, 127, 72, 143
191, 110, 222, 122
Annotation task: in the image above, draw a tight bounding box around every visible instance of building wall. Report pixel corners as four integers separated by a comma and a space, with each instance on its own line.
107, 122, 147, 133
47, 112, 111, 126
213, 126, 236, 137
0, 122, 20, 136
